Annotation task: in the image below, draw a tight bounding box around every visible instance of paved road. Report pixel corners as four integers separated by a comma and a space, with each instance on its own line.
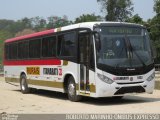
0, 77, 160, 114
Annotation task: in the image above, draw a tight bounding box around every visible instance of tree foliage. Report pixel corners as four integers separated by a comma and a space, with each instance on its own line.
0, 15, 72, 34
31, 16, 47, 31
15, 29, 35, 37
126, 14, 144, 24
97, 0, 133, 21
148, 0, 160, 63
47, 15, 72, 29
75, 14, 102, 23
0, 30, 13, 64
154, 0, 160, 15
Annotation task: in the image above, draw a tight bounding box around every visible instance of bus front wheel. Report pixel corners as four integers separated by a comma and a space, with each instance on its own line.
67, 76, 81, 102
20, 74, 30, 94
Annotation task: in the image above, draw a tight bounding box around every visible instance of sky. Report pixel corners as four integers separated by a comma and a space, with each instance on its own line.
0, 0, 156, 21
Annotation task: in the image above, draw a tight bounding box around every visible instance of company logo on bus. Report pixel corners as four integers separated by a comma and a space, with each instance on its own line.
43, 68, 62, 76
113, 77, 129, 80
27, 67, 40, 75
113, 77, 136, 81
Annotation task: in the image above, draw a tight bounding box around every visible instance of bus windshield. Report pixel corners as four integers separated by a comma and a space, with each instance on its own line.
96, 26, 154, 69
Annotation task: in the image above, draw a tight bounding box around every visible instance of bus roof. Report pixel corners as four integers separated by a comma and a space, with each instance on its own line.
5, 29, 54, 43
5, 22, 144, 43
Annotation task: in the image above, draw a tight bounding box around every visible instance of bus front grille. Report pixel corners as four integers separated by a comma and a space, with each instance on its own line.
116, 81, 144, 85
114, 86, 145, 95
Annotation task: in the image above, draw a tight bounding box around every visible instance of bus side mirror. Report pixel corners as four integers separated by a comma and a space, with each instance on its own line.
94, 32, 101, 51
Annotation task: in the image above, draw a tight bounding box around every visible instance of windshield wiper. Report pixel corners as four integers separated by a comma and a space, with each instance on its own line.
115, 35, 146, 69
125, 35, 146, 68
115, 38, 127, 68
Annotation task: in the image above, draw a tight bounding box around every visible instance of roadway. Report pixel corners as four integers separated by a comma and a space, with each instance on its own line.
0, 77, 160, 114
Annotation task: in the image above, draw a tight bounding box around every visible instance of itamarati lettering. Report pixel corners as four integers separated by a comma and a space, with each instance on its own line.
43, 68, 58, 75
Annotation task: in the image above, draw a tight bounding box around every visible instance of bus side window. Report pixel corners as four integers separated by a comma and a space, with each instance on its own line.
29, 39, 41, 59
5, 44, 9, 60
57, 32, 76, 57
8, 43, 18, 60
89, 38, 95, 70
18, 41, 29, 59
42, 36, 56, 58
79, 33, 95, 70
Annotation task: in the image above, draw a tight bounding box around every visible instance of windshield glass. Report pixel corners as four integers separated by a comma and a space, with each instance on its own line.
96, 26, 154, 68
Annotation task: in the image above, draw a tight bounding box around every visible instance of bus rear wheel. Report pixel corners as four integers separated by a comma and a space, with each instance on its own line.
20, 74, 30, 94
67, 76, 81, 102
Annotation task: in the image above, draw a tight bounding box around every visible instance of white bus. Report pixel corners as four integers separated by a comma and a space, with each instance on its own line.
4, 22, 155, 101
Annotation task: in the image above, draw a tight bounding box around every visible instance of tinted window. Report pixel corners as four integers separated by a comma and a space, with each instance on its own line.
58, 32, 76, 57
5, 44, 9, 60
89, 38, 95, 70
7, 43, 18, 60
42, 36, 56, 57
18, 41, 29, 59
29, 39, 41, 58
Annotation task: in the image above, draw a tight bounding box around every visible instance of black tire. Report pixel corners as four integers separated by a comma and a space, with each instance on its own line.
112, 96, 123, 99
20, 74, 30, 94
67, 76, 81, 102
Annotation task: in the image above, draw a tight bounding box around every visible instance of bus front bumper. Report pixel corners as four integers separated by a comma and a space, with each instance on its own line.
95, 79, 155, 97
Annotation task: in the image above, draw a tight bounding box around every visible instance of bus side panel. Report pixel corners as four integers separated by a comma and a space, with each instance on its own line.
4, 66, 23, 86
4, 61, 80, 94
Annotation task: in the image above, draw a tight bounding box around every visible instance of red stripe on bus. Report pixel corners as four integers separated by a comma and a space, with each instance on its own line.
5, 29, 55, 43
4, 59, 61, 66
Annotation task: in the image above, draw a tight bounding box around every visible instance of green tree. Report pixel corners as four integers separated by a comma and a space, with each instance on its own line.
20, 17, 32, 29
31, 16, 47, 31
154, 0, 160, 15
0, 19, 15, 30
47, 16, 72, 29
126, 14, 144, 24
15, 29, 35, 37
74, 14, 102, 23
149, 0, 160, 63
97, 0, 133, 21
0, 19, 33, 35
0, 30, 13, 64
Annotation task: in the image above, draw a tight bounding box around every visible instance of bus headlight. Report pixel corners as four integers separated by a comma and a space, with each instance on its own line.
146, 72, 155, 82
97, 73, 114, 84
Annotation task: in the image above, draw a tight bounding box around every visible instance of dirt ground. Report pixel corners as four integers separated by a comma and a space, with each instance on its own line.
0, 77, 160, 114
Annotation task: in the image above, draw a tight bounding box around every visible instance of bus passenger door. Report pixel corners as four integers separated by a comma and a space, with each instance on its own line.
78, 32, 91, 94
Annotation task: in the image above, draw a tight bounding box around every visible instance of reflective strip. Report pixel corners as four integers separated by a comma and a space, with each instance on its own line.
57, 28, 61, 32
5, 77, 96, 93
4, 59, 61, 66
63, 60, 68, 66
76, 84, 96, 93
5, 77, 19, 83
5, 77, 63, 88
28, 80, 63, 88
90, 84, 96, 93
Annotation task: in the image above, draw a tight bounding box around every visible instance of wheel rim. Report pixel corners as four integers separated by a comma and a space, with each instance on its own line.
68, 83, 75, 96
21, 78, 26, 91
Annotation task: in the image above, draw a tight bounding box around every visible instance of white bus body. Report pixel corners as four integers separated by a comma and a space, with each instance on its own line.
4, 22, 155, 101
